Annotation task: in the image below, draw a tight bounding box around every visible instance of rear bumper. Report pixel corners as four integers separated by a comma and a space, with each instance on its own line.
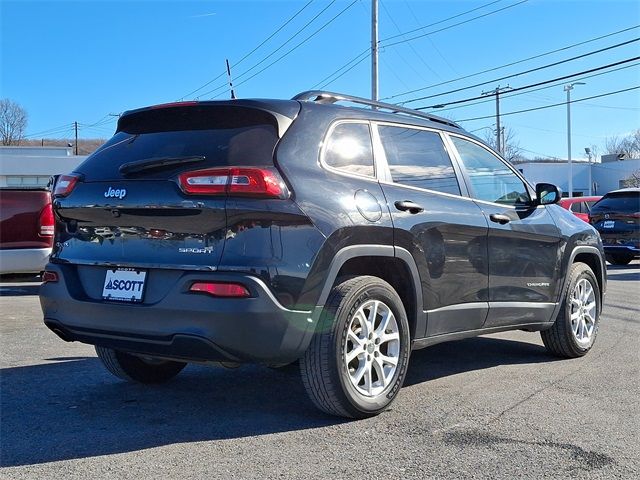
0, 248, 51, 274
40, 263, 316, 363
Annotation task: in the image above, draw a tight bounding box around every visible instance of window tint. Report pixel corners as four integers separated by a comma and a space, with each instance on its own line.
591, 192, 640, 214
451, 136, 530, 206
324, 123, 374, 177
378, 126, 460, 195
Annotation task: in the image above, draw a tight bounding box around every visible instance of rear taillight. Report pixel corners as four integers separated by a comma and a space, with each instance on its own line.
39, 203, 55, 237
189, 282, 251, 298
42, 271, 58, 283
53, 174, 80, 197
178, 168, 288, 198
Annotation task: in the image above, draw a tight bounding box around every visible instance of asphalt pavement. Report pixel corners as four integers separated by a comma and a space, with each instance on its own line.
1, 263, 638, 479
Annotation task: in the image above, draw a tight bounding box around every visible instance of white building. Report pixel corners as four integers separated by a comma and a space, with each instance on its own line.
0, 146, 87, 188
516, 156, 640, 197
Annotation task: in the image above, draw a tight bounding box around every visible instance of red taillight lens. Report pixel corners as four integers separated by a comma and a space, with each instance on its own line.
42, 271, 58, 283
190, 282, 251, 298
38, 203, 55, 237
53, 174, 80, 197
178, 168, 287, 198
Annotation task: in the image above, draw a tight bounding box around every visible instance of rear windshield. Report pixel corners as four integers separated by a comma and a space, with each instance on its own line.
591, 192, 640, 214
77, 106, 280, 181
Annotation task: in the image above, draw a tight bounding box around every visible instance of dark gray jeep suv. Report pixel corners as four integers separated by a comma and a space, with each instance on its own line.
40, 91, 606, 418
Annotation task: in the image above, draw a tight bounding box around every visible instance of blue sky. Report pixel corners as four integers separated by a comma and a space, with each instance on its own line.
2, 0, 639, 159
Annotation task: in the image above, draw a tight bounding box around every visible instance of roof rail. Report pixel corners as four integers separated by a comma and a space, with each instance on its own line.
292, 90, 460, 129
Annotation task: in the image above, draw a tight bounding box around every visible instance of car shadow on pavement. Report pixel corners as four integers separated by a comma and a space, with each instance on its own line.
404, 336, 555, 387
1, 336, 554, 467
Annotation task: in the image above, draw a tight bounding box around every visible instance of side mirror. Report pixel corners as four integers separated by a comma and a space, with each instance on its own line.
536, 183, 561, 205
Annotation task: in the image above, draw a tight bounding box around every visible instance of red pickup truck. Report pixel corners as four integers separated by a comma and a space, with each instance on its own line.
0, 187, 54, 275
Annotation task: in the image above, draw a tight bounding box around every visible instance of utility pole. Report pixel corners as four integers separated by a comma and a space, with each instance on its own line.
585, 147, 593, 196
371, 0, 378, 102
74, 121, 78, 156
482, 86, 510, 155
564, 82, 585, 198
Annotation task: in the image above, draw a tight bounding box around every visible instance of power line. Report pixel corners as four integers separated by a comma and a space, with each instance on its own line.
198, 1, 344, 99
180, 0, 316, 100
309, 0, 524, 97
379, 0, 440, 81
207, 0, 359, 98
455, 85, 640, 122
319, 52, 371, 89
402, 38, 640, 106
23, 124, 74, 139
382, 24, 640, 101
381, 0, 506, 43
431, 61, 640, 114
414, 56, 640, 110
384, 0, 529, 49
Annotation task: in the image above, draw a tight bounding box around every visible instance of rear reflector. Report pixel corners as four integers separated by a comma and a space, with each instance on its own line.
39, 203, 55, 237
190, 282, 251, 298
53, 174, 80, 197
178, 168, 287, 198
42, 271, 58, 283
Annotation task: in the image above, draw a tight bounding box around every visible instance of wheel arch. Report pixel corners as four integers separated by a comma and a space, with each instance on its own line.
314, 245, 424, 339
550, 245, 606, 324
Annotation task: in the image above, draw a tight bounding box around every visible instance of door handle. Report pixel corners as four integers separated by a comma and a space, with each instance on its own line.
394, 200, 424, 214
489, 213, 511, 225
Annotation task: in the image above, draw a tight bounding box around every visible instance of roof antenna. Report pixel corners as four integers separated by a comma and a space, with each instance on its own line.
226, 59, 236, 100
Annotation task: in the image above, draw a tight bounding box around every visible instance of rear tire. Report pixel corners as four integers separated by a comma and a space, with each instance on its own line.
605, 253, 633, 265
300, 276, 410, 418
95, 346, 186, 384
541, 262, 600, 358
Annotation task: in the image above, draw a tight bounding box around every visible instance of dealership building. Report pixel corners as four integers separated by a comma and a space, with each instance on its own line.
0, 146, 87, 188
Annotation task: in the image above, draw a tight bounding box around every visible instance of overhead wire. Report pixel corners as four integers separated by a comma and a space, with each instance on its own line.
382, 24, 640, 101
180, 0, 316, 100
207, 0, 359, 98
310, 0, 525, 95
401, 38, 640, 106
455, 85, 640, 122
414, 57, 640, 111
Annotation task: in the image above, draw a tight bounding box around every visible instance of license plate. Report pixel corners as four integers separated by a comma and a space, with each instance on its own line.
102, 268, 147, 302
603, 220, 615, 229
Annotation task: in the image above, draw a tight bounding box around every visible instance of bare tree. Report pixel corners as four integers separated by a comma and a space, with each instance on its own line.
482, 125, 523, 163
622, 169, 640, 188
0, 99, 28, 146
604, 129, 640, 159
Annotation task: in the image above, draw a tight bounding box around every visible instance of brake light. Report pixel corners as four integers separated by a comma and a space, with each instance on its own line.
178, 168, 287, 198
39, 203, 55, 237
42, 271, 58, 283
53, 174, 80, 197
190, 282, 251, 298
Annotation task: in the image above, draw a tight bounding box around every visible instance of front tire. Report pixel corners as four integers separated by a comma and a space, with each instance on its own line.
541, 262, 601, 358
300, 276, 411, 418
95, 346, 186, 384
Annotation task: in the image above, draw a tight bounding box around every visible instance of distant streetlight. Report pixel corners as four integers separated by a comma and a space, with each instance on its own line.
585, 147, 593, 196
565, 82, 585, 198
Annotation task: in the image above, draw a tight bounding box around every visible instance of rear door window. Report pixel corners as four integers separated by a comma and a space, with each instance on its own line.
377, 125, 461, 195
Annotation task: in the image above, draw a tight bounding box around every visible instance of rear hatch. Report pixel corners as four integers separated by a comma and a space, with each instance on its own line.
590, 190, 640, 247
52, 100, 300, 275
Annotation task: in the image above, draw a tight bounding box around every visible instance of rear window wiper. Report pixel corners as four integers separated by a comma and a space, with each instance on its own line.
119, 155, 205, 175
